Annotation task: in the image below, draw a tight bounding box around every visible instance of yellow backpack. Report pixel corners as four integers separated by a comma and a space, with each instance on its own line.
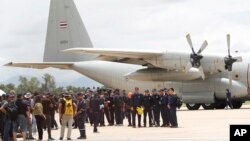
64, 99, 74, 116
136, 107, 143, 115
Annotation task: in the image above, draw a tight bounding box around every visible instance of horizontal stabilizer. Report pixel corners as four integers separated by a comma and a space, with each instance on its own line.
4, 62, 74, 70
63, 48, 164, 58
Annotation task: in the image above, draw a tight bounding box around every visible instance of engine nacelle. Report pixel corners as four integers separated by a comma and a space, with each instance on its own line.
214, 78, 247, 99
124, 68, 201, 81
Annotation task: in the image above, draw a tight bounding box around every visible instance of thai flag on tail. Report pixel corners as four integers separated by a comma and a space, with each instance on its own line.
60, 21, 67, 28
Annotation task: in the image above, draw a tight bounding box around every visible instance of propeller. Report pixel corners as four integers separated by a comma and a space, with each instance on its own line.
224, 34, 242, 90
185, 34, 208, 80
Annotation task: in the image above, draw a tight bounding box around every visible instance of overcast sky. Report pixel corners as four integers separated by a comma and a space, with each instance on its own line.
1, 0, 250, 83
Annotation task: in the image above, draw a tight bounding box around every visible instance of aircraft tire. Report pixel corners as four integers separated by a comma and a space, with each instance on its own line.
186, 103, 201, 110
215, 103, 226, 109
231, 101, 243, 109
201, 103, 215, 110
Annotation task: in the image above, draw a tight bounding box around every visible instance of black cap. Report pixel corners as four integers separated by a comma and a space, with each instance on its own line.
159, 89, 164, 92
6, 94, 15, 98
47, 93, 53, 97
77, 92, 83, 96
169, 88, 175, 91
17, 93, 23, 98
152, 89, 157, 92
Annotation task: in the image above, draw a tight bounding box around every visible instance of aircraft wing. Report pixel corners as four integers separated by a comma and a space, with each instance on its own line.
4, 62, 74, 70
63, 48, 230, 75
63, 48, 164, 59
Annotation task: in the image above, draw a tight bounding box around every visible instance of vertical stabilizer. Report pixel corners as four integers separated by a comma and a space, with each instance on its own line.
43, 0, 95, 62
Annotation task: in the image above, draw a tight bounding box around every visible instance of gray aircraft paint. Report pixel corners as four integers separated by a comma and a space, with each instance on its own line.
43, 0, 96, 62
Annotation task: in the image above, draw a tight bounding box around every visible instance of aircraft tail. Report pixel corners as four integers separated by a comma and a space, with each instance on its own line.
43, 0, 96, 62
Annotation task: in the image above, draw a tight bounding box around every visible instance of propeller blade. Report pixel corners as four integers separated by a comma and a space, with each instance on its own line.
228, 71, 232, 91
233, 56, 243, 62
186, 34, 196, 54
185, 62, 192, 73
227, 34, 231, 57
197, 40, 208, 54
198, 66, 205, 80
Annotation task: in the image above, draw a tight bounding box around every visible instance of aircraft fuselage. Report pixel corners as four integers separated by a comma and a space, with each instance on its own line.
71, 52, 250, 102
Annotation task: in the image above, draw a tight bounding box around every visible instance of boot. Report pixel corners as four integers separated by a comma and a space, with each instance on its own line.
77, 130, 87, 139
48, 136, 55, 140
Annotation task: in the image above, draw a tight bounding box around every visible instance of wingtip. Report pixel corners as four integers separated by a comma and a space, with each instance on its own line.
61, 49, 70, 52
3, 62, 13, 66
61, 47, 82, 53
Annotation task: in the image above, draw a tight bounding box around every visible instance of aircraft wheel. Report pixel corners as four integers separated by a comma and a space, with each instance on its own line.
186, 103, 201, 110
215, 103, 226, 109
232, 101, 243, 109
202, 103, 215, 110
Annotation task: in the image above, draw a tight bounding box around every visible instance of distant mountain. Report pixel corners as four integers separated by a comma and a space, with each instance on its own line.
0, 75, 102, 88
1, 76, 21, 85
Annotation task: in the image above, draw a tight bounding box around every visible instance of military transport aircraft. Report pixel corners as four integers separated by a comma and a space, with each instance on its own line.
5, 0, 250, 110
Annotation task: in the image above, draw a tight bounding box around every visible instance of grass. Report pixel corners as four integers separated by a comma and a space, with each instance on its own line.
244, 101, 250, 105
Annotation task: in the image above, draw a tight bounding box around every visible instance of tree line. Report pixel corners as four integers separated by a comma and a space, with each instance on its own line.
0, 73, 87, 95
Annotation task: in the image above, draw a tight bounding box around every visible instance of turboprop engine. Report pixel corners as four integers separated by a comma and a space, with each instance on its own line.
124, 68, 201, 81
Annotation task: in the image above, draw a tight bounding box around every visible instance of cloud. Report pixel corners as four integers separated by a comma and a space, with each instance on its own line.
74, 0, 250, 53
1, 0, 250, 84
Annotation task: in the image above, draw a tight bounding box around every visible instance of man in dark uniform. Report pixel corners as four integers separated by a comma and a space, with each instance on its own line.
107, 92, 114, 126
90, 94, 101, 133
48, 94, 58, 130
75, 92, 87, 139
85, 90, 93, 125
142, 90, 153, 127
226, 89, 233, 109
42, 94, 55, 140
103, 92, 111, 126
164, 88, 171, 127
98, 90, 105, 126
131, 87, 143, 128
113, 89, 124, 125
124, 92, 132, 126
0, 95, 4, 140
168, 88, 178, 128
152, 89, 160, 127
159, 89, 167, 127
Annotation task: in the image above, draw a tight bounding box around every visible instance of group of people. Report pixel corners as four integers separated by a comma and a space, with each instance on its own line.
0, 91, 59, 141
0, 87, 180, 141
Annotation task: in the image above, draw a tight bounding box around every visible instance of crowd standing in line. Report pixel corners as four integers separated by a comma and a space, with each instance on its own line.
0, 87, 180, 140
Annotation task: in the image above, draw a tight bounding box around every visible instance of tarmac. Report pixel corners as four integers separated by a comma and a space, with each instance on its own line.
17, 105, 250, 141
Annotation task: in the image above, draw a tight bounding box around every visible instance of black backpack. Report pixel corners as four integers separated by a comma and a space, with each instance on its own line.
6, 102, 19, 121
